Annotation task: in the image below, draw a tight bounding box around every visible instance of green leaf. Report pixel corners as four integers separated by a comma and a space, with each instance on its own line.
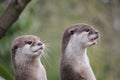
0, 64, 13, 80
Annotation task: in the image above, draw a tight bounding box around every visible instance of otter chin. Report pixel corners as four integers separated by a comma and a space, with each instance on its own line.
61, 23, 99, 80
11, 35, 47, 80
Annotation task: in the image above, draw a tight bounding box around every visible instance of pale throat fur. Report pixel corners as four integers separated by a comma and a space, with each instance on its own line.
61, 24, 99, 80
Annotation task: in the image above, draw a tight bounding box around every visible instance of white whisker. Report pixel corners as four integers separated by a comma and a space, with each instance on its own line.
41, 42, 54, 67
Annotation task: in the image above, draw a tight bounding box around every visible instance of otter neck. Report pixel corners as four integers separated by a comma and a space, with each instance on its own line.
14, 51, 41, 68
64, 42, 89, 65
14, 56, 47, 80
14, 56, 41, 69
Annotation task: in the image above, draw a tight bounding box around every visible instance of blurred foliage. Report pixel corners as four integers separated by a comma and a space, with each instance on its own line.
0, 0, 120, 80
0, 64, 13, 80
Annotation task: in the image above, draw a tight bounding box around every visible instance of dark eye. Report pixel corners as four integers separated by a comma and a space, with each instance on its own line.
70, 30, 74, 35
25, 41, 32, 45
85, 29, 90, 32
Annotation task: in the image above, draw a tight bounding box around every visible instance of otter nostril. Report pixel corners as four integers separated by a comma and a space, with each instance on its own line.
37, 42, 42, 46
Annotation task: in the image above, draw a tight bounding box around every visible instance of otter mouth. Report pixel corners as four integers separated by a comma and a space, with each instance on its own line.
90, 39, 97, 45
33, 47, 43, 53
90, 36, 98, 41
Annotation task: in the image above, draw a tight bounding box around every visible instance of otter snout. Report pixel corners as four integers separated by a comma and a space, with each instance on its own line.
89, 30, 99, 40
94, 32, 99, 40
37, 42, 43, 46
93, 31, 99, 40
31, 41, 45, 53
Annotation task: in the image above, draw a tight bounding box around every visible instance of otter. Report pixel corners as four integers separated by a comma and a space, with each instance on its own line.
61, 24, 99, 80
11, 35, 47, 80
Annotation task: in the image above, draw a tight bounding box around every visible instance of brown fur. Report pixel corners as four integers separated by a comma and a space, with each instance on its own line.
11, 35, 39, 69
62, 24, 97, 53
11, 35, 47, 80
61, 24, 99, 80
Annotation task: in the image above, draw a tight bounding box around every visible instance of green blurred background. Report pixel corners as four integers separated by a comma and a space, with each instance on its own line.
0, 0, 120, 80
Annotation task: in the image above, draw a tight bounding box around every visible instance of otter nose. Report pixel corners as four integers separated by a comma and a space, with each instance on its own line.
95, 31, 99, 39
37, 42, 42, 46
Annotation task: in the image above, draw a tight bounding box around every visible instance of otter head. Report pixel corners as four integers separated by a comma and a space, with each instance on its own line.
62, 24, 99, 53
11, 35, 45, 66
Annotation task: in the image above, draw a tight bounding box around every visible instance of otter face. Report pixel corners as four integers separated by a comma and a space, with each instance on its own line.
69, 28, 99, 47
11, 35, 45, 63
62, 24, 99, 52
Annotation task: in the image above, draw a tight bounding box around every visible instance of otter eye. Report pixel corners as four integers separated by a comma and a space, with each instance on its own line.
70, 30, 74, 35
85, 29, 90, 32
25, 41, 32, 45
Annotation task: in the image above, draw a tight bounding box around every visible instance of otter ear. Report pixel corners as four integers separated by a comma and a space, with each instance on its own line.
14, 45, 18, 50
12, 45, 18, 54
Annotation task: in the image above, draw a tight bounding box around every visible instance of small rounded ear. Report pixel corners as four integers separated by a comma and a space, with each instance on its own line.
14, 45, 18, 50
12, 45, 18, 54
